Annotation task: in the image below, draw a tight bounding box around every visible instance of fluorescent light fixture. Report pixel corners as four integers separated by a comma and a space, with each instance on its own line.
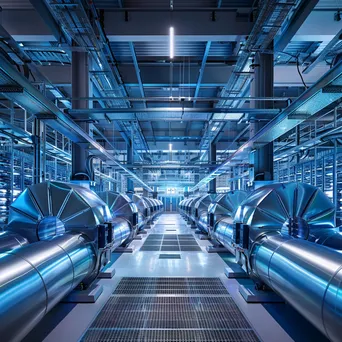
169, 143, 173, 152
169, 27, 174, 59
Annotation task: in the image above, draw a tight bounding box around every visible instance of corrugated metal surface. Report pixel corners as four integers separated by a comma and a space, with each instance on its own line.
275, 41, 321, 64
209, 42, 234, 57
111, 42, 207, 60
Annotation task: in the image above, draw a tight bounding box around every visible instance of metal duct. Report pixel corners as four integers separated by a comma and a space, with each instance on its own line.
7, 182, 112, 246
234, 183, 335, 244
214, 182, 342, 342
193, 194, 216, 232
0, 233, 96, 342
206, 190, 248, 239
251, 233, 342, 342
188, 196, 202, 222
143, 197, 156, 219
0, 231, 29, 254
97, 191, 138, 237
132, 194, 150, 229
111, 217, 131, 247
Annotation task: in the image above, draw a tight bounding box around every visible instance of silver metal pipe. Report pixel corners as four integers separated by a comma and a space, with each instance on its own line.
250, 233, 342, 342
0, 233, 96, 342
0, 231, 29, 253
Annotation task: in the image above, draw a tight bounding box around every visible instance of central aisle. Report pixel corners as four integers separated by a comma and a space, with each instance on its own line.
41, 213, 294, 342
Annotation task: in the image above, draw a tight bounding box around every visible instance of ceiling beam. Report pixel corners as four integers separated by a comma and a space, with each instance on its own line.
274, 0, 319, 52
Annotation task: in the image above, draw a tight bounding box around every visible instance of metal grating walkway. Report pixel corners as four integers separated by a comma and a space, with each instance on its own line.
82, 278, 260, 342
140, 234, 202, 252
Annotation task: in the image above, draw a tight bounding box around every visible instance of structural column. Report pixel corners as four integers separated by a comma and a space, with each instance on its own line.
152, 186, 158, 199
33, 118, 45, 184
71, 51, 90, 180
126, 140, 134, 196
208, 142, 216, 194
250, 52, 274, 184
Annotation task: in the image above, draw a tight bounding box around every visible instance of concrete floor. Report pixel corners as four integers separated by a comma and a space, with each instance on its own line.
24, 213, 325, 342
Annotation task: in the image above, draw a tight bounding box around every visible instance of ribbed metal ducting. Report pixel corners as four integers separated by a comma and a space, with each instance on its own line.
234, 182, 335, 243
132, 194, 150, 229
187, 196, 201, 221
193, 194, 216, 232
143, 197, 158, 219
97, 191, 138, 237
210, 190, 248, 243
214, 182, 342, 342
8, 181, 112, 245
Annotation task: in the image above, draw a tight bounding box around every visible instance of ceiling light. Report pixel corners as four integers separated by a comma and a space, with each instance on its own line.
169, 143, 173, 152
169, 27, 174, 59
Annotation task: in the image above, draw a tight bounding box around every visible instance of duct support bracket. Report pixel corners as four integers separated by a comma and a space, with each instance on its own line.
239, 284, 285, 303
62, 284, 103, 303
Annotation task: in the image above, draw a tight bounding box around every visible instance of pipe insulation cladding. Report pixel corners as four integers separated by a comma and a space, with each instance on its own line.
0, 233, 96, 342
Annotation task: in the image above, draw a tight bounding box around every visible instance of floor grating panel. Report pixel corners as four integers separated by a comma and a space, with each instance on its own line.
140, 234, 201, 252
82, 278, 260, 342
159, 254, 181, 259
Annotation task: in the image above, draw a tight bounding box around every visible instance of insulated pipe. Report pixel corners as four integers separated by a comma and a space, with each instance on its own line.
250, 233, 342, 342
0, 233, 96, 342
0, 231, 29, 253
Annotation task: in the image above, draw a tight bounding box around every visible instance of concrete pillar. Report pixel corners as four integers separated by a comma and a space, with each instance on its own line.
71, 51, 90, 180
250, 52, 274, 184
208, 143, 216, 194
126, 141, 134, 196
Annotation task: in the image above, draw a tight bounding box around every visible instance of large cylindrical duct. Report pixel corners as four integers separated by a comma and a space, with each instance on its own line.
7, 181, 112, 247
194, 194, 216, 233
234, 183, 335, 245
0, 233, 96, 342
97, 191, 137, 239
210, 191, 248, 245
250, 233, 342, 342
133, 194, 150, 229
217, 183, 341, 342
0, 231, 29, 253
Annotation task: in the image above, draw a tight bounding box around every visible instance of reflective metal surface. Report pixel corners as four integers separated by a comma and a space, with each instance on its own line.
251, 233, 342, 342
97, 191, 138, 232
208, 191, 248, 227
0, 231, 29, 253
0, 233, 96, 342
214, 182, 341, 342
234, 182, 335, 243
193, 194, 216, 231
8, 181, 112, 244
133, 194, 151, 229
142, 197, 156, 220
210, 191, 248, 244
111, 217, 131, 247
